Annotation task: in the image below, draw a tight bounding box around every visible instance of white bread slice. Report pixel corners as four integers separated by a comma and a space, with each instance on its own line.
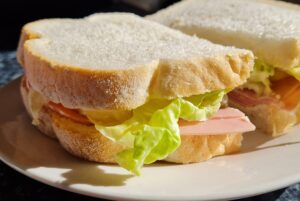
20, 76, 242, 164
229, 100, 297, 136
17, 13, 253, 110
147, 0, 300, 69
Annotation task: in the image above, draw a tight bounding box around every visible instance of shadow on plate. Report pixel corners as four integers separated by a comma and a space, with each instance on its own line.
240, 130, 300, 154
0, 79, 133, 187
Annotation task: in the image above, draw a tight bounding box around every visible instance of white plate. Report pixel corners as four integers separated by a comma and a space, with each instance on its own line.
1, 78, 300, 201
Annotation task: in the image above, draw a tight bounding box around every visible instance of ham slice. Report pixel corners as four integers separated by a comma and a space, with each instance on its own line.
179, 107, 255, 135
210, 107, 245, 119
228, 89, 277, 107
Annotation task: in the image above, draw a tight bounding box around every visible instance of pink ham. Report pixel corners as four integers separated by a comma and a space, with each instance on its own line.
228, 89, 277, 107
179, 107, 255, 135
210, 107, 245, 119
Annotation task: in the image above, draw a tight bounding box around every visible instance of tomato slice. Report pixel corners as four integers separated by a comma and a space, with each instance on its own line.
272, 76, 300, 110
47, 102, 92, 125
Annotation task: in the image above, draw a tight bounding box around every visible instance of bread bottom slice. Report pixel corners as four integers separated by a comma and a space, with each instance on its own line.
20, 77, 242, 164
229, 100, 298, 137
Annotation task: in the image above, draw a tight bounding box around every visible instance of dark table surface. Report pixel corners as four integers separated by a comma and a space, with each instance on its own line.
1, 51, 300, 201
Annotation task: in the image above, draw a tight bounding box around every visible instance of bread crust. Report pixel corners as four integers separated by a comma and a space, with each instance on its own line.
147, 0, 300, 69
17, 15, 253, 110
165, 134, 242, 163
229, 100, 297, 136
255, 0, 300, 11
20, 77, 242, 164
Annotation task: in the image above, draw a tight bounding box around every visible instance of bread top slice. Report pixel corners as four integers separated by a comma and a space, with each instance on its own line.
20, 13, 248, 70
18, 13, 253, 110
147, 0, 300, 70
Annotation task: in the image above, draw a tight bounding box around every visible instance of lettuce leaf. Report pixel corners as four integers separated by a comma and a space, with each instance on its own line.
288, 65, 300, 81
242, 59, 274, 95
241, 59, 300, 95
86, 90, 225, 175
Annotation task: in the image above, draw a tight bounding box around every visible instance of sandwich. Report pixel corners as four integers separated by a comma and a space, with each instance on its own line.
148, 0, 300, 136
17, 13, 255, 175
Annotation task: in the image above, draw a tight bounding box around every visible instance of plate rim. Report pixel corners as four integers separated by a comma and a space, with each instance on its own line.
1, 153, 300, 201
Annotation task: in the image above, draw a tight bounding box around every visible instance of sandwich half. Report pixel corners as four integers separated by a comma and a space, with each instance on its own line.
17, 13, 255, 175
148, 0, 300, 136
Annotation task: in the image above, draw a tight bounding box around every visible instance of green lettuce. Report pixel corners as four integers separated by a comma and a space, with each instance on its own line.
242, 59, 300, 95
242, 59, 274, 95
288, 66, 300, 81
86, 90, 225, 175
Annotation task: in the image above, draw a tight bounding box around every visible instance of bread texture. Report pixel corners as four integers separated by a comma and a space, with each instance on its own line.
147, 0, 300, 69
17, 13, 254, 110
20, 76, 242, 164
229, 100, 297, 136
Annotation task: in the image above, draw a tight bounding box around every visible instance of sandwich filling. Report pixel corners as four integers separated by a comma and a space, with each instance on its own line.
25, 80, 254, 175
229, 60, 300, 113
